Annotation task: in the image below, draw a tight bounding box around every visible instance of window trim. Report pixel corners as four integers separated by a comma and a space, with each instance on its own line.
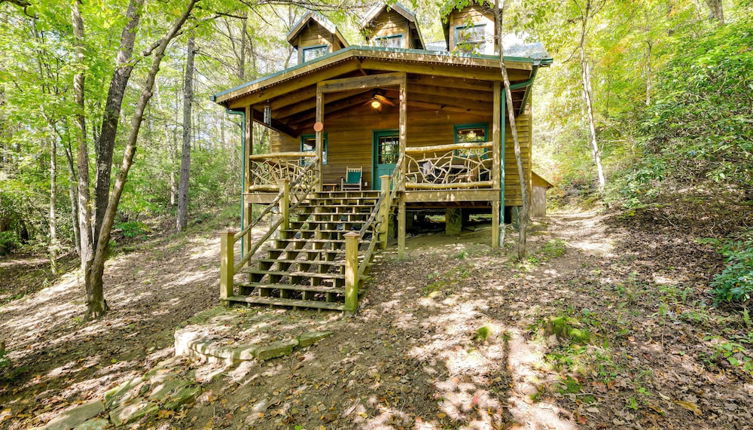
301, 44, 329, 63
454, 24, 487, 52
453, 122, 490, 159
300, 133, 328, 165
373, 33, 404, 48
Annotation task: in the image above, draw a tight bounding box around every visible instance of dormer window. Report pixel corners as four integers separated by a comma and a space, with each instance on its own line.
374, 34, 403, 48
302, 45, 329, 63
455, 24, 488, 53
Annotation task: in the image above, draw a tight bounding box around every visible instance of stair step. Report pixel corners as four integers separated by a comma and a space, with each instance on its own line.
244, 269, 345, 279
238, 282, 344, 294
257, 258, 346, 266
275, 238, 368, 245
282, 229, 365, 235
227, 295, 345, 311
291, 220, 366, 225
300, 204, 375, 208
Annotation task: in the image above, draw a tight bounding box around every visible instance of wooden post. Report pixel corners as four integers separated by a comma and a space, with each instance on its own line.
379, 175, 391, 248
398, 197, 406, 258
280, 180, 290, 232
445, 208, 462, 235
492, 82, 501, 248
315, 86, 323, 192
399, 74, 407, 190
344, 232, 359, 313
220, 230, 236, 303
244, 106, 253, 256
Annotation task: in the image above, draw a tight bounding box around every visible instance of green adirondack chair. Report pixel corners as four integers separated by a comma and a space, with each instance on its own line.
341, 167, 363, 191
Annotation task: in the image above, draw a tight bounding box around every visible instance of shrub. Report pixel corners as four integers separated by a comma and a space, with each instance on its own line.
711, 238, 753, 305
0, 231, 19, 256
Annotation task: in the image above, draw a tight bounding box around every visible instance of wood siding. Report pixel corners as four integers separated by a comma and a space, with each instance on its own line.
448, 5, 496, 54
269, 89, 532, 206
294, 24, 345, 64
365, 9, 411, 48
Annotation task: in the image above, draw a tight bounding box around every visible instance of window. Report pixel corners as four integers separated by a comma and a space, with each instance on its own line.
454, 24, 487, 54
454, 123, 489, 158
374, 34, 403, 48
300, 134, 328, 165
301, 45, 329, 63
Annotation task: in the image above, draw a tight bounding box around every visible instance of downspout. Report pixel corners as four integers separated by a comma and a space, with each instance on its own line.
227, 108, 246, 251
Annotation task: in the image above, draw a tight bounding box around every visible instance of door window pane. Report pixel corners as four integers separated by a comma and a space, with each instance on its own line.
378, 136, 399, 164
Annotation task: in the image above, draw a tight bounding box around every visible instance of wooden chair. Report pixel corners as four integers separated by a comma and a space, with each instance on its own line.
341, 167, 363, 191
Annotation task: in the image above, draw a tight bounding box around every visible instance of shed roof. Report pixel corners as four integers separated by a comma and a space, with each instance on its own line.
532, 171, 554, 188
286, 11, 349, 49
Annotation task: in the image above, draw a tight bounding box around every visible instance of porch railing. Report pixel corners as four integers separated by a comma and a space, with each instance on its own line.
343, 154, 403, 313
248, 152, 318, 192
403, 142, 494, 190
220, 157, 319, 301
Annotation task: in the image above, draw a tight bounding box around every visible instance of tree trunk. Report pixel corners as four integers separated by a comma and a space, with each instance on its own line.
177, 35, 195, 232
704, 0, 724, 23
48, 137, 58, 274
239, 13, 247, 80
578, 0, 607, 193
92, 0, 145, 247
71, 0, 105, 319
86, 0, 199, 318
495, 0, 529, 258
62, 132, 81, 256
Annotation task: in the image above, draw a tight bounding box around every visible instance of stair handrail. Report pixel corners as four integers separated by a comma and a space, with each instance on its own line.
220, 156, 319, 302
358, 154, 404, 239
232, 157, 319, 273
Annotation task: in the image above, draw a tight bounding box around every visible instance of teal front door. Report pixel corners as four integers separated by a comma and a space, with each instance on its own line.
372, 130, 399, 189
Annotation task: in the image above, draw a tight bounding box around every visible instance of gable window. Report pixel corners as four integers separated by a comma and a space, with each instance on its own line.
374, 34, 403, 48
301, 45, 329, 63
300, 134, 328, 165
454, 123, 489, 159
455, 24, 487, 53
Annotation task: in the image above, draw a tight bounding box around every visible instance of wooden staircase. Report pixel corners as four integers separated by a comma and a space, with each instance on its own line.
227, 191, 382, 311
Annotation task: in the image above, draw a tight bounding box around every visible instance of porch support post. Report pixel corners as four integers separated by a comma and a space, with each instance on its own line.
279, 180, 290, 232
398, 197, 406, 258
378, 175, 391, 249
315, 86, 323, 192
244, 106, 253, 256
399, 73, 407, 190
344, 232, 360, 313
491, 82, 501, 248
446, 208, 462, 235
220, 230, 236, 304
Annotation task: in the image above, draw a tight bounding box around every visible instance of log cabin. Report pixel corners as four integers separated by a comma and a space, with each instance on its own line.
212, 1, 552, 311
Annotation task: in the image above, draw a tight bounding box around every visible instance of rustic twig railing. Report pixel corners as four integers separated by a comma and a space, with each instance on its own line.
343, 155, 403, 313
404, 142, 493, 189
219, 157, 319, 302
248, 152, 318, 192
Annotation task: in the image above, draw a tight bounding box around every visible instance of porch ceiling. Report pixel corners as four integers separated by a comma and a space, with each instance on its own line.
245, 68, 530, 137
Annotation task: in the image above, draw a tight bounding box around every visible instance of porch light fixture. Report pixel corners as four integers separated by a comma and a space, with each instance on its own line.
370, 99, 382, 110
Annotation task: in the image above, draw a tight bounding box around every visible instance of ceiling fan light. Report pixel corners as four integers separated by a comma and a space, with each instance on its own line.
370, 99, 382, 109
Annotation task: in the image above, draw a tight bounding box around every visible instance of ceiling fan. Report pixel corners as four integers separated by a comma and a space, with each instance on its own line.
364, 90, 396, 112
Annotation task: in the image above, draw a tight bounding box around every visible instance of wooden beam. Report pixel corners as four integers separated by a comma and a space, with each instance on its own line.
360, 59, 530, 82
275, 89, 371, 120
318, 72, 404, 93
315, 85, 323, 191
227, 60, 359, 109
492, 81, 501, 249
286, 93, 373, 127
270, 86, 316, 110
405, 100, 490, 117
248, 107, 298, 137
399, 73, 407, 190
408, 74, 493, 92
409, 84, 493, 103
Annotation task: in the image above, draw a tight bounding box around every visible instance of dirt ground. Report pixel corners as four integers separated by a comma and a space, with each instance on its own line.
2, 209, 752, 429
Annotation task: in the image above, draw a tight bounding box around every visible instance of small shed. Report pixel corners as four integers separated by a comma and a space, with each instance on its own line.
531, 171, 553, 217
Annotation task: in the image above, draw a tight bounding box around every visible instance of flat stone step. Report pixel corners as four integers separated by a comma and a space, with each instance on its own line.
244, 269, 345, 279
227, 295, 345, 311
238, 282, 345, 294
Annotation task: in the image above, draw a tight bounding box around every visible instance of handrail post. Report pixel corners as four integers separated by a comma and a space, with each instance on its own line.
344, 232, 359, 313
220, 230, 236, 304
280, 180, 290, 232
378, 175, 391, 249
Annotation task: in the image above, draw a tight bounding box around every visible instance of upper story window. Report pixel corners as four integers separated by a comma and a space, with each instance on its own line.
455, 24, 488, 54
374, 34, 403, 48
301, 45, 329, 63
301, 134, 328, 165
454, 123, 489, 158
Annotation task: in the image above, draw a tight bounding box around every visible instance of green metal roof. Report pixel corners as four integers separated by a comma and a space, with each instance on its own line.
211, 45, 552, 103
